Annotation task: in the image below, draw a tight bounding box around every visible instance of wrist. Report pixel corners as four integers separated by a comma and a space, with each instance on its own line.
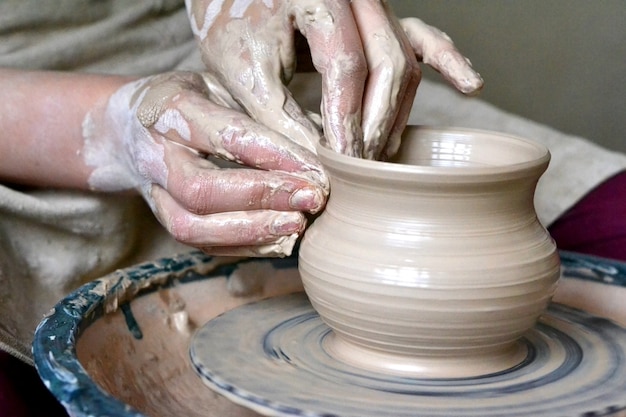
83, 78, 162, 195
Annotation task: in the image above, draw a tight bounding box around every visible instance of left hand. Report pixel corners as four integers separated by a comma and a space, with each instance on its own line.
84, 71, 328, 257
185, 0, 483, 159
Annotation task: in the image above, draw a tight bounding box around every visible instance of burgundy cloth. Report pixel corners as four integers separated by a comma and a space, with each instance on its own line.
0, 351, 68, 417
0, 171, 624, 416
548, 171, 626, 262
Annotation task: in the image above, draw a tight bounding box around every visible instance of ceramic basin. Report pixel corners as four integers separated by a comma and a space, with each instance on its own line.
33, 251, 626, 417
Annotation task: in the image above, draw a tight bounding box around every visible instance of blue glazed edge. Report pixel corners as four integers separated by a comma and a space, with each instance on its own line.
559, 250, 626, 288
33, 250, 298, 417
32, 250, 626, 417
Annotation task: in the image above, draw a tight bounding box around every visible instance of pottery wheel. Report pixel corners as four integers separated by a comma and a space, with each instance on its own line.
189, 293, 626, 417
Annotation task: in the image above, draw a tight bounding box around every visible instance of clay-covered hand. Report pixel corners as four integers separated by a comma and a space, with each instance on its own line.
185, 0, 483, 159
83, 71, 328, 257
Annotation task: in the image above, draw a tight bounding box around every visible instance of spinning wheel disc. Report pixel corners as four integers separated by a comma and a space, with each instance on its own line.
190, 293, 626, 417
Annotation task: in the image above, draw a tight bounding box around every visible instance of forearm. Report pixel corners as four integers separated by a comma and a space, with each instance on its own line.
0, 69, 133, 189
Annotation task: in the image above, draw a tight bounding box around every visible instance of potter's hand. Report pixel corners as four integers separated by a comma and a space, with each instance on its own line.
83, 72, 328, 257
186, 0, 483, 159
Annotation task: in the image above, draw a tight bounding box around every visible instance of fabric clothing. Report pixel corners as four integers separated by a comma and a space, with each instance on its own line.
1, 1, 626, 415
549, 171, 626, 261
0, 0, 196, 76
0, 188, 190, 362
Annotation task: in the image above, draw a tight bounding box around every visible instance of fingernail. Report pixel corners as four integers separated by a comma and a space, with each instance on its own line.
289, 187, 325, 213
271, 212, 305, 235
302, 168, 330, 195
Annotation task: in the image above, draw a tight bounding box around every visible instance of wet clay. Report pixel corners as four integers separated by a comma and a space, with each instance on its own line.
299, 126, 560, 378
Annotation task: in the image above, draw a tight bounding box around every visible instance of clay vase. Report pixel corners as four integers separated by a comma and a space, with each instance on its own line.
298, 126, 561, 379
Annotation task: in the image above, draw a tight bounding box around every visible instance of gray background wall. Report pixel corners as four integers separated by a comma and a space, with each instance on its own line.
389, 0, 626, 153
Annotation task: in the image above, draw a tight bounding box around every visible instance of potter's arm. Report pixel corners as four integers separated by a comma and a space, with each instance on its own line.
186, 0, 483, 160
0, 69, 127, 189
0, 68, 327, 256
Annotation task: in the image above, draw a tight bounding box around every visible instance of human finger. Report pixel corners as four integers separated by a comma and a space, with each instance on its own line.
137, 76, 329, 192
203, 25, 323, 153
400, 17, 484, 96
188, 1, 323, 153
379, 76, 418, 160
180, 93, 328, 190
292, 0, 368, 156
351, 0, 421, 160
160, 140, 326, 215
231, 77, 325, 155
150, 185, 306, 252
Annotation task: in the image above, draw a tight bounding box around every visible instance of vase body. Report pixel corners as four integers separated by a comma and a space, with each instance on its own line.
298, 126, 561, 378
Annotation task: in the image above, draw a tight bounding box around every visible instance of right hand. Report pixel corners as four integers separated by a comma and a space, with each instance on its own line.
185, 0, 483, 159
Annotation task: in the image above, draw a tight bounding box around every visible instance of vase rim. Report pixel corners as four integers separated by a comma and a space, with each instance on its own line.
317, 126, 551, 183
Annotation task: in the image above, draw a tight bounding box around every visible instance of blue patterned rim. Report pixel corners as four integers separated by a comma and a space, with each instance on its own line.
32, 250, 626, 417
